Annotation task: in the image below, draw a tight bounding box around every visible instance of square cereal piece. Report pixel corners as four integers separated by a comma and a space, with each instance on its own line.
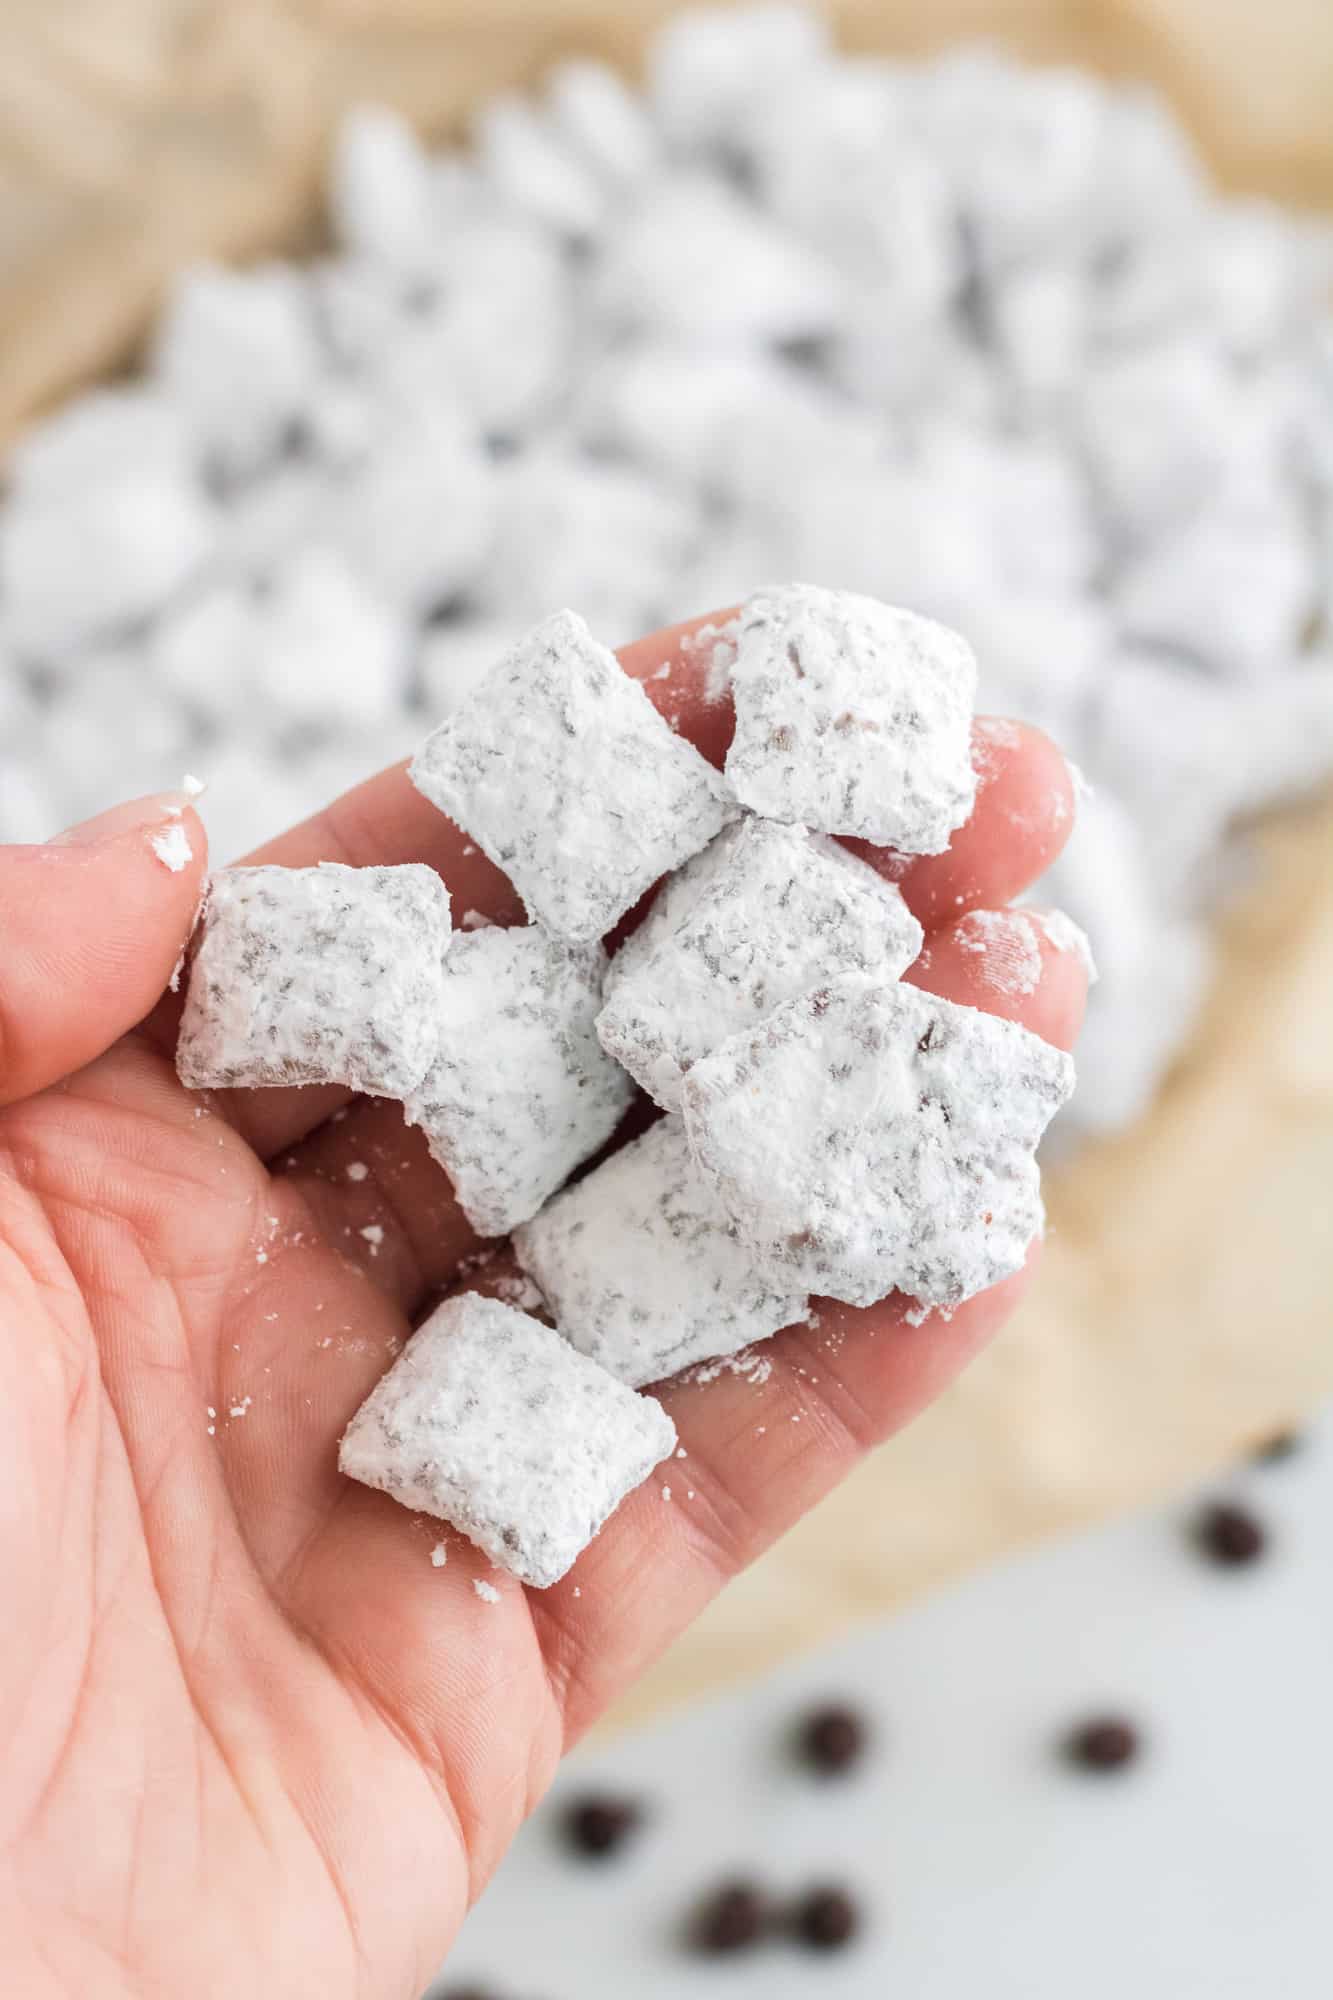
682, 976, 1074, 1309
513, 1116, 805, 1388
597, 816, 923, 1109
410, 609, 734, 943
177, 861, 450, 1095
338, 1293, 676, 1587
404, 926, 634, 1237
724, 584, 978, 852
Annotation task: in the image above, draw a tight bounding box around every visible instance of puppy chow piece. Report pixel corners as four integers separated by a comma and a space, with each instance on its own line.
153, 262, 322, 481
177, 862, 450, 1095
598, 817, 923, 1110
411, 609, 733, 943
324, 396, 498, 618
596, 174, 844, 346
404, 926, 634, 1237
725, 585, 977, 851
329, 106, 438, 272
514, 1118, 805, 1388
648, 5, 832, 154
682, 976, 1074, 1309
547, 60, 660, 187
475, 92, 609, 239
256, 548, 410, 729
339, 1293, 676, 1587
6, 386, 195, 499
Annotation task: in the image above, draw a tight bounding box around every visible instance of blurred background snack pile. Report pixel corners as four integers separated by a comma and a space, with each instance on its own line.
0, 5, 1330, 1985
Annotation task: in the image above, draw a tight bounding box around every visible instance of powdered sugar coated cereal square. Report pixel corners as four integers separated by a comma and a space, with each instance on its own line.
404, 925, 634, 1237
597, 817, 922, 1109
338, 1293, 676, 1587
177, 861, 450, 1095
682, 976, 1074, 1309
513, 1117, 805, 1388
410, 609, 734, 942
724, 584, 978, 851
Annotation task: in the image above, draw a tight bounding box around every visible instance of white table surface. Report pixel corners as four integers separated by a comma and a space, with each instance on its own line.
440, 1410, 1331, 1999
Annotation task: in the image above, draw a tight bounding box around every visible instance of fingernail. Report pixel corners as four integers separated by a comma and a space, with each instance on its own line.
1026, 906, 1099, 985
50, 791, 197, 847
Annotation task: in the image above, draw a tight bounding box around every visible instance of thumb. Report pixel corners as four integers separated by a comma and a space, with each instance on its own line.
0, 791, 208, 1106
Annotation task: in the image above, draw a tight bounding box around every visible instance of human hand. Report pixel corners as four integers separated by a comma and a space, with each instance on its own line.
0, 614, 1087, 1999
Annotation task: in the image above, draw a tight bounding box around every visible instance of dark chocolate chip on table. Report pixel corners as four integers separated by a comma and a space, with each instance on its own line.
1253, 1430, 1303, 1465
1196, 1500, 1268, 1567
798, 1701, 870, 1776
789, 1885, 863, 1951
563, 1793, 644, 1858
1063, 1715, 1141, 1773
691, 1879, 769, 1954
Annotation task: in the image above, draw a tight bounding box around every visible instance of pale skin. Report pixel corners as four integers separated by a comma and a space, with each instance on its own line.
0, 614, 1087, 1999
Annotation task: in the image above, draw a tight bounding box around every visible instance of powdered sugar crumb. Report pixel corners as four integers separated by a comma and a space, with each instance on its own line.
460, 908, 493, 929
150, 822, 192, 873
346, 1161, 369, 1181
430, 1541, 448, 1568
360, 1223, 385, 1252
955, 908, 1043, 997
1031, 907, 1099, 985
686, 1348, 774, 1387
473, 1578, 501, 1604
682, 617, 740, 704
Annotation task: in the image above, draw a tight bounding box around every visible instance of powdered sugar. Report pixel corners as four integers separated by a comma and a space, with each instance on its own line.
954, 909, 1044, 997
150, 822, 193, 873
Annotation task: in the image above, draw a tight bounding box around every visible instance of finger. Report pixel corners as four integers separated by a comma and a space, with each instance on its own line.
853, 718, 1077, 933
0, 795, 206, 1107
907, 902, 1093, 1046
274, 1099, 481, 1316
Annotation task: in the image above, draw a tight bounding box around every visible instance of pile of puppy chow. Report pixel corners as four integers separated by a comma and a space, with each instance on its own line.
177, 587, 1075, 1584
2, 2, 1332, 1154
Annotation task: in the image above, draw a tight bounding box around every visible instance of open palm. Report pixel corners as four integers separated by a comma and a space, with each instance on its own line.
0, 615, 1087, 2000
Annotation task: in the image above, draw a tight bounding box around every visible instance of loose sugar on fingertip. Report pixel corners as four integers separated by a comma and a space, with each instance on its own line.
151, 822, 193, 873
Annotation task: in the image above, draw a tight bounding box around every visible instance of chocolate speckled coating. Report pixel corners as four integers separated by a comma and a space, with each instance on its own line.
682, 976, 1074, 1309
404, 925, 634, 1236
338, 1293, 676, 1587
513, 1116, 805, 1388
177, 861, 450, 1094
410, 608, 735, 943
724, 584, 978, 851
597, 817, 922, 1109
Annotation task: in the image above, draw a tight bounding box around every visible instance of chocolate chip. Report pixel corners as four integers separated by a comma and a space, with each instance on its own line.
691, 1879, 768, 1954
563, 1794, 643, 1858
1196, 1500, 1268, 1567
1063, 1716, 1141, 1772
798, 1702, 869, 1776
1253, 1430, 1302, 1465
790, 1885, 862, 1951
